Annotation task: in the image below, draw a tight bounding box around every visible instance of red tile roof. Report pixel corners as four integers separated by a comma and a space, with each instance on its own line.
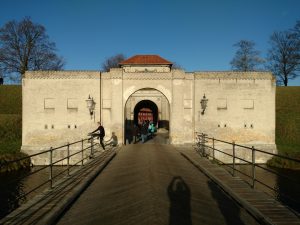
119, 55, 173, 65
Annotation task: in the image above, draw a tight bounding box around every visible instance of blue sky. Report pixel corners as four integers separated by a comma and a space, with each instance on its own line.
1, 0, 300, 85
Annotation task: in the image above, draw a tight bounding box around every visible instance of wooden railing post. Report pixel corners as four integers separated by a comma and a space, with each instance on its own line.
252, 146, 256, 188
212, 137, 215, 161
91, 137, 94, 158
233, 141, 236, 176
67, 142, 70, 176
201, 133, 204, 156
49, 147, 53, 189
81, 139, 84, 166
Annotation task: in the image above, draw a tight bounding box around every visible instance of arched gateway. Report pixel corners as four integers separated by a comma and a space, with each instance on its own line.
22, 54, 276, 164
124, 88, 170, 143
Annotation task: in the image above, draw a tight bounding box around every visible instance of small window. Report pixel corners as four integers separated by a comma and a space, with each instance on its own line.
51, 125, 54, 129
44, 98, 55, 109
67, 98, 78, 109
217, 98, 227, 110
241, 99, 254, 109
45, 124, 48, 129
68, 125, 71, 129
74, 125, 77, 129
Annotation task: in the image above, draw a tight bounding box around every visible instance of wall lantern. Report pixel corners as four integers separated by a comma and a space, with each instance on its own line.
200, 94, 208, 115
86, 95, 96, 119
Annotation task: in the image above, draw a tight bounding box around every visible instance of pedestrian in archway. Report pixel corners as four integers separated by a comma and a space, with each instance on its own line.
141, 121, 148, 143
133, 124, 139, 143
125, 119, 133, 144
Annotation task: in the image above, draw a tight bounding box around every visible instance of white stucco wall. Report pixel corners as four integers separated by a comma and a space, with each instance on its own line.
22, 69, 276, 164
22, 71, 101, 149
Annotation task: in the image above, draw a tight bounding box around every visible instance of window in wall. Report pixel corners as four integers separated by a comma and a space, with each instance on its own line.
67, 98, 78, 112
241, 99, 254, 109
44, 98, 55, 111
217, 98, 227, 110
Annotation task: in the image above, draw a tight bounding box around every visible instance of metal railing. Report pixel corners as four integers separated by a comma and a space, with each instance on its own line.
195, 132, 300, 213
0, 135, 101, 214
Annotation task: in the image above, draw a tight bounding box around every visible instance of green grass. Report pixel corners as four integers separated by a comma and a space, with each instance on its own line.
0, 85, 22, 114
276, 86, 300, 153
0, 114, 22, 154
267, 86, 300, 169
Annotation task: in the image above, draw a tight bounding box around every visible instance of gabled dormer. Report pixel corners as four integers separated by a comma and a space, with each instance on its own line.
119, 55, 173, 73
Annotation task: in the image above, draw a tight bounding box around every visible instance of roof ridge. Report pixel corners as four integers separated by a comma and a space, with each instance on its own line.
119, 55, 173, 65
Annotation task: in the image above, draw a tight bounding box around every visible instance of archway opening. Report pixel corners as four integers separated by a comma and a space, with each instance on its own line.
134, 100, 158, 126
124, 88, 170, 144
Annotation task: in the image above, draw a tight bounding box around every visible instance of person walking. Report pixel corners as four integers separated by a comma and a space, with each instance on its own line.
141, 121, 148, 143
90, 122, 105, 150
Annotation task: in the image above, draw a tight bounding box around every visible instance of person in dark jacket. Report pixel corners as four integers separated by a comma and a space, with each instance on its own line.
141, 121, 148, 143
90, 122, 105, 150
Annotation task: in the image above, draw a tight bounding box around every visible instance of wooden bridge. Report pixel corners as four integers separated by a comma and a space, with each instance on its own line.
1, 136, 299, 225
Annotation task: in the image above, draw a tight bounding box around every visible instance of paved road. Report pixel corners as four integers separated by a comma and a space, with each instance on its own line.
57, 144, 259, 225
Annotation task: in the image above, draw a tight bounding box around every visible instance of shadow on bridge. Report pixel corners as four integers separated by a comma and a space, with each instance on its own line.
168, 176, 191, 225
208, 180, 246, 225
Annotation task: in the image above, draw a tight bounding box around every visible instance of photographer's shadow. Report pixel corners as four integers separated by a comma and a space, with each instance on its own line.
167, 176, 192, 225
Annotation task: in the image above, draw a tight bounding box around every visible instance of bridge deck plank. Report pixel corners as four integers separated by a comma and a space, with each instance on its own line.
57, 144, 260, 225
180, 149, 300, 225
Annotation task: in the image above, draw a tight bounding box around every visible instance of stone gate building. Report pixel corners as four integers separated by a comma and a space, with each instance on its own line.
22, 55, 276, 164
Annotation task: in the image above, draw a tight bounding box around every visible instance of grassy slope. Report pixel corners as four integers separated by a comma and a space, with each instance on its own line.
0, 85, 22, 153
0, 85, 299, 154
0, 85, 22, 114
276, 86, 300, 154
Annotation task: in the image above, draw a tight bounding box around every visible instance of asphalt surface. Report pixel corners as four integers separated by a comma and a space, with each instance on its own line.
57, 143, 259, 225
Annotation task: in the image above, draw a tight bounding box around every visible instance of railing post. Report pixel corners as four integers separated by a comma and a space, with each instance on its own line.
81, 139, 84, 166
233, 141, 236, 176
212, 137, 215, 161
49, 147, 53, 189
252, 146, 256, 188
202, 133, 207, 157
91, 137, 94, 158
67, 142, 70, 176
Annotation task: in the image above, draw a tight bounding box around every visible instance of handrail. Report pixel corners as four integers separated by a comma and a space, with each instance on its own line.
205, 136, 300, 164
0, 136, 106, 216
195, 132, 300, 214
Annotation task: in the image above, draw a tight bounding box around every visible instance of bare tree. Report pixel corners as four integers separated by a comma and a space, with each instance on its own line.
291, 20, 300, 73
267, 30, 300, 86
230, 40, 264, 71
172, 62, 183, 70
101, 54, 126, 72
0, 17, 64, 82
